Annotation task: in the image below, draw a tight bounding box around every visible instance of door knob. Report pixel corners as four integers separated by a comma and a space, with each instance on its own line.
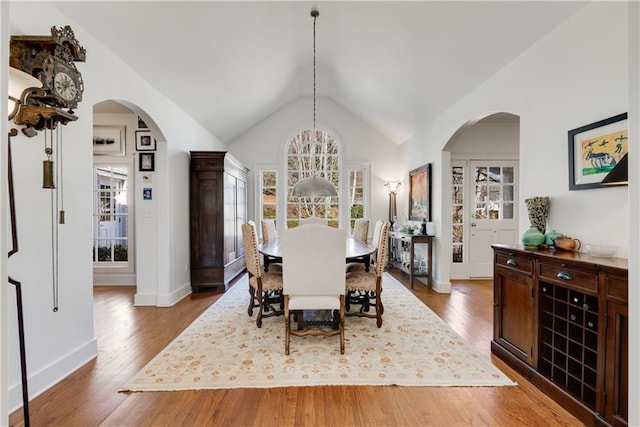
471, 223, 477, 227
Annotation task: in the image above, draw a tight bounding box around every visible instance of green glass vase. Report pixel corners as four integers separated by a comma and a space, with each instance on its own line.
522, 226, 545, 247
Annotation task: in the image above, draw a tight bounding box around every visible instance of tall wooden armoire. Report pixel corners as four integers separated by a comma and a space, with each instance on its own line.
189, 151, 248, 292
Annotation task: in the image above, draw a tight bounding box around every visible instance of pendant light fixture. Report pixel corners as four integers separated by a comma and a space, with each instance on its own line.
291, 8, 338, 198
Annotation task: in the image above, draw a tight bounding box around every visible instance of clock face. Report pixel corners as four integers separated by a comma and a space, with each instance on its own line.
54, 72, 78, 101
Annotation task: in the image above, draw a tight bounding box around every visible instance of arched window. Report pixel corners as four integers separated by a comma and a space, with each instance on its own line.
286, 128, 340, 228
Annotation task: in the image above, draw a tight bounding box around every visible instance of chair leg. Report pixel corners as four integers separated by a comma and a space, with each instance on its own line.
339, 295, 345, 354
256, 283, 264, 328
284, 295, 290, 355
376, 280, 383, 328
247, 284, 256, 317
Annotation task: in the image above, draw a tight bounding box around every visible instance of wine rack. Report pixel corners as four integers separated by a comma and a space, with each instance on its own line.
538, 282, 599, 409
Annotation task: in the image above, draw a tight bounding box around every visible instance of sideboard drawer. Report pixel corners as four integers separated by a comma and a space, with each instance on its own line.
538, 262, 598, 293
495, 251, 533, 275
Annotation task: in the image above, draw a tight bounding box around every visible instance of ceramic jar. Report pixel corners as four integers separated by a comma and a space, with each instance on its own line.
522, 226, 545, 247
553, 237, 581, 251
544, 230, 564, 246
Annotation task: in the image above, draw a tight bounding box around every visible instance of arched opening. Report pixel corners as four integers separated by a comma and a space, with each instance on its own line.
442, 112, 520, 280
92, 99, 167, 305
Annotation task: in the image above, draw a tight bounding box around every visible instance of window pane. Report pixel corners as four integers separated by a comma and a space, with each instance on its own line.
263, 171, 276, 186
489, 167, 501, 182
452, 206, 463, 224
452, 166, 463, 185
453, 187, 463, 204
503, 185, 514, 202
503, 203, 514, 219
453, 225, 463, 242
503, 167, 514, 183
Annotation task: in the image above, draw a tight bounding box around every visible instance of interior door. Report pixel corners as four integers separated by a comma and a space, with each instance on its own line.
468, 161, 518, 277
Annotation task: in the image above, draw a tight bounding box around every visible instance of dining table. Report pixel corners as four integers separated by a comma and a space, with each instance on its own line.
258, 237, 376, 272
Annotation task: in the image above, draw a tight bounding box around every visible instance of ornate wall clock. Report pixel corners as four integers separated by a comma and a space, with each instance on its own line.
10, 25, 86, 122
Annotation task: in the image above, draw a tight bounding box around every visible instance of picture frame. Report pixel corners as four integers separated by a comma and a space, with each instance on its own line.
135, 129, 156, 151
93, 125, 125, 156
139, 152, 155, 172
409, 163, 431, 221
568, 113, 628, 190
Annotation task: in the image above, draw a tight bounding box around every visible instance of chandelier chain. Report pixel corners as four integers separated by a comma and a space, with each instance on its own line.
313, 11, 317, 130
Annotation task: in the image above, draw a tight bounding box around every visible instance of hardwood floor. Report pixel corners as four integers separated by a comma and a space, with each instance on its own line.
10, 270, 583, 426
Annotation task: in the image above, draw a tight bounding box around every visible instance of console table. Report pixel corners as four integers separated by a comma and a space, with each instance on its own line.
491, 244, 628, 427
388, 231, 433, 288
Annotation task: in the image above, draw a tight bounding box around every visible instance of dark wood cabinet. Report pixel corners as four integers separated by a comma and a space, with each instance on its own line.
190, 151, 248, 292
491, 245, 628, 427
493, 250, 535, 365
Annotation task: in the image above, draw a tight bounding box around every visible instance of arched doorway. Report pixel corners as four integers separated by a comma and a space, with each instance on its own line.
443, 112, 520, 279
92, 100, 167, 305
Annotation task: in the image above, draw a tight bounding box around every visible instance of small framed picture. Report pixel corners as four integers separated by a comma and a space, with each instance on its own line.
135, 129, 156, 151
143, 188, 152, 200
93, 125, 125, 156
139, 152, 155, 171
568, 113, 628, 190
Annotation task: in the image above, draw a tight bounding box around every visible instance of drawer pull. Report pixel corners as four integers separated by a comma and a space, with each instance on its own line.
506, 258, 518, 266
557, 271, 573, 280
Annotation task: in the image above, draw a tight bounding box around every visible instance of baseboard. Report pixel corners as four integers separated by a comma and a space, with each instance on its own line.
9, 338, 97, 413
156, 282, 192, 307
430, 278, 452, 293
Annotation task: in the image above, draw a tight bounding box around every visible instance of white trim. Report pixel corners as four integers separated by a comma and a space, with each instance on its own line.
156, 282, 191, 307
9, 338, 97, 413
254, 163, 279, 238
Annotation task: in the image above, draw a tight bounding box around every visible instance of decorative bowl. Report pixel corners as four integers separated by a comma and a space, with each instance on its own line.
586, 244, 617, 258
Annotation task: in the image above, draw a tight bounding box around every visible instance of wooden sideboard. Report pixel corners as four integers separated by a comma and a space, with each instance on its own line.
189, 151, 248, 292
491, 244, 628, 427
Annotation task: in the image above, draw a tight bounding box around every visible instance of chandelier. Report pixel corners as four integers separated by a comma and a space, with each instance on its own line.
291, 8, 338, 198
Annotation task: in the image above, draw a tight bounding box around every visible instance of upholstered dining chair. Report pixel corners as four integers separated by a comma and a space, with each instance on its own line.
260, 219, 282, 272
282, 223, 347, 355
352, 218, 369, 243
345, 221, 390, 327
241, 221, 283, 328
346, 219, 383, 272
299, 217, 326, 226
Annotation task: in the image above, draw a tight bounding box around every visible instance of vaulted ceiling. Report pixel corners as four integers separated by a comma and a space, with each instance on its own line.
53, 1, 586, 144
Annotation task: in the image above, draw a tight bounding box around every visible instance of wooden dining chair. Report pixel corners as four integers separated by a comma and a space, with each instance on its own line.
282, 223, 347, 355
260, 219, 282, 272
241, 221, 283, 328
345, 221, 390, 327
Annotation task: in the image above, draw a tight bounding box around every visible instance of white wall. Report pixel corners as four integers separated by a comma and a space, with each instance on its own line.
401, 2, 630, 291
229, 96, 403, 232
4, 2, 227, 413
450, 115, 519, 156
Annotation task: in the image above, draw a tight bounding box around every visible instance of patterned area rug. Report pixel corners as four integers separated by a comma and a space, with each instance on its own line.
120, 273, 515, 391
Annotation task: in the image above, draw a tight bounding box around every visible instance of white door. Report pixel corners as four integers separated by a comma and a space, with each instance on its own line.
468, 161, 518, 277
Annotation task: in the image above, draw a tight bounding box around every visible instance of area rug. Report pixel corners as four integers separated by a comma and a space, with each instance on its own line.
120, 273, 515, 391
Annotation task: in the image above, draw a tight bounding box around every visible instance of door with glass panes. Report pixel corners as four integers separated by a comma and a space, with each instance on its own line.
468, 161, 518, 277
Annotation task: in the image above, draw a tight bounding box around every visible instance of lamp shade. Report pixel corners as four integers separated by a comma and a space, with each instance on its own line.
8, 67, 42, 119
291, 176, 338, 197
385, 181, 401, 194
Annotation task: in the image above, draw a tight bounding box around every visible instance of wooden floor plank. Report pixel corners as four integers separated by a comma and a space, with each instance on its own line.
9, 270, 584, 426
